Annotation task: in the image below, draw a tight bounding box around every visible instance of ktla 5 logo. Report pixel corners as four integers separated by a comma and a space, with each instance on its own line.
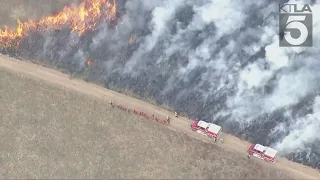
279, 4, 313, 47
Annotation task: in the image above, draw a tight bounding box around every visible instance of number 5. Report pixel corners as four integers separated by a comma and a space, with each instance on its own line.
284, 16, 309, 45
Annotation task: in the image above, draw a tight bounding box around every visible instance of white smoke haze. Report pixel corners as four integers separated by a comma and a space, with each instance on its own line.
3, 0, 320, 167
120, 0, 320, 164
117, 0, 320, 165
123, 0, 185, 73
275, 96, 320, 152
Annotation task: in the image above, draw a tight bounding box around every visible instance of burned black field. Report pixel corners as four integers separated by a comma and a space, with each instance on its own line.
1, 0, 320, 168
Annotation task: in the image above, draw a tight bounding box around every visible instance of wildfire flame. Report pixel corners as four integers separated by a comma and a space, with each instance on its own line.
0, 0, 117, 48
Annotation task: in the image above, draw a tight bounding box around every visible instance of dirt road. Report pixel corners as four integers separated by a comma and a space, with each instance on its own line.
0, 55, 319, 179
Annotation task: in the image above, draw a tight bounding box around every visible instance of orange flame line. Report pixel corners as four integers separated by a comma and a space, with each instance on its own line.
0, 0, 117, 48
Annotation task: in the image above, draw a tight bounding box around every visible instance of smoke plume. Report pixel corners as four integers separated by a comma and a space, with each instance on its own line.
1, 0, 320, 168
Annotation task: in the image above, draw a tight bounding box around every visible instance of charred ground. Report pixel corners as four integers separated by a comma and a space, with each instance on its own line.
1, 0, 320, 168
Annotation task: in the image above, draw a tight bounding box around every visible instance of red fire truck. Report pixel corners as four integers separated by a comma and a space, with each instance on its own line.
247, 143, 278, 163
190, 120, 222, 139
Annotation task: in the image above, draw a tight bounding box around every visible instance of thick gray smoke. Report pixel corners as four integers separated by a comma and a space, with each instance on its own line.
1, 0, 320, 167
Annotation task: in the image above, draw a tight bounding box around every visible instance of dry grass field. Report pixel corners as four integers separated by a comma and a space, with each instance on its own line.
0, 69, 290, 179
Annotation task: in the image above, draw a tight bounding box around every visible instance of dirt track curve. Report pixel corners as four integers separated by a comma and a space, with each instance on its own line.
0, 55, 319, 179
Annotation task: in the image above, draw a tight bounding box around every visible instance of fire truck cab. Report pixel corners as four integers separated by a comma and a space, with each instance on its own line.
190, 120, 222, 139
247, 143, 278, 163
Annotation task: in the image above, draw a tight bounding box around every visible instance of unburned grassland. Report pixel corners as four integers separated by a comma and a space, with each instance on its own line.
0, 69, 290, 179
